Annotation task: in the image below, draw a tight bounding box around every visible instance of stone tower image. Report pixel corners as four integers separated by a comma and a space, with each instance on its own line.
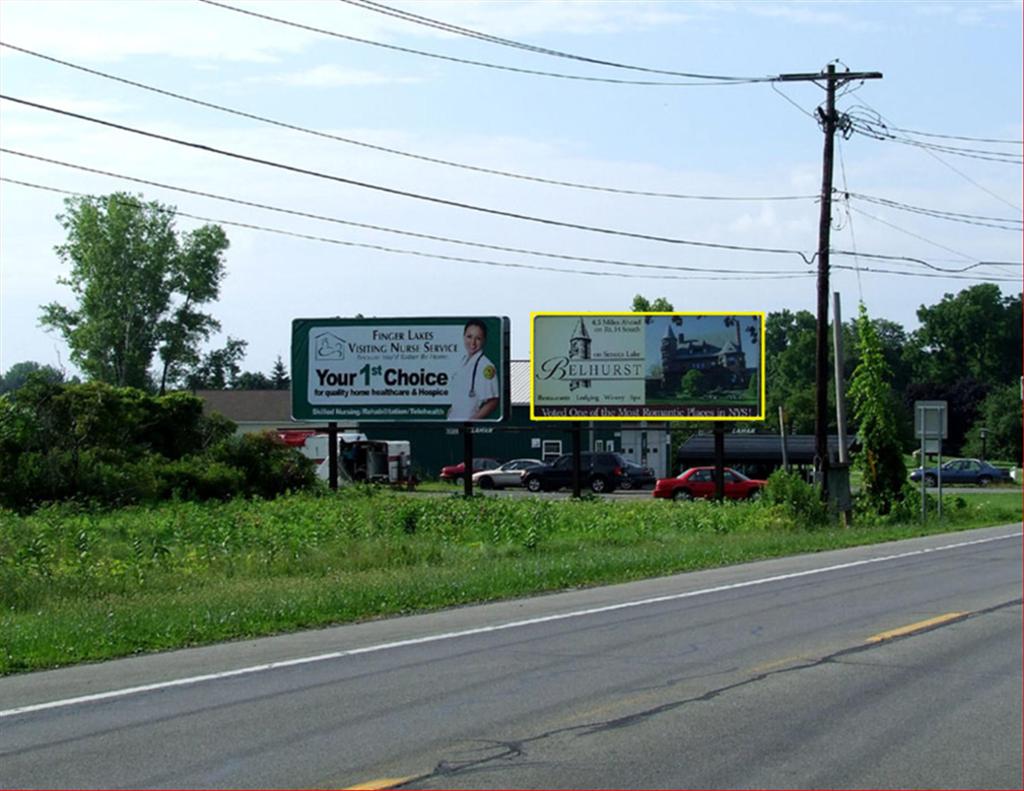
568, 316, 592, 391
660, 323, 678, 385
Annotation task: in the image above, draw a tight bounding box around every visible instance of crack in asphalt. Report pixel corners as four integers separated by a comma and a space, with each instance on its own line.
397, 597, 1022, 787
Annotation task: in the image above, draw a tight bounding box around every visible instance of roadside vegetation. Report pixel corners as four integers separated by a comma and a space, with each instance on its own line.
2, 485, 1019, 674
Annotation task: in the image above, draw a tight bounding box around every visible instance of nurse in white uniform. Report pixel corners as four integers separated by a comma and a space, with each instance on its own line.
447, 319, 499, 421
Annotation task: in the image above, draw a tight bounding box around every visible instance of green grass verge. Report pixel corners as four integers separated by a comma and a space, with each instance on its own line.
1, 490, 1019, 674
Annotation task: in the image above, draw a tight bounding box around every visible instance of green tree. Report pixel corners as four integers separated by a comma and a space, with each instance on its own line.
39, 193, 230, 393
234, 371, 273, 390
632, 295, 675, 312
962, 383, 1023, 463
679, 370, 705, 399
0, 361, 66, 394
186, 338, 248, 390
911, 285, 1022, 386
848, 304, 907, 514
765, 309, 820, 434
270, 356, 290, 390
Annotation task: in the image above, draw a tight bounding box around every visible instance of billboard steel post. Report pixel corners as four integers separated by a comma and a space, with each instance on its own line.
713, 425, 726, 502
327, 421, 339, 491
572, 424, 582, 499
462, 425, 473, 498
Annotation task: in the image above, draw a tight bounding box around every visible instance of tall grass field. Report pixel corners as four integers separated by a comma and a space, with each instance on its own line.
1, 489, 1020, 673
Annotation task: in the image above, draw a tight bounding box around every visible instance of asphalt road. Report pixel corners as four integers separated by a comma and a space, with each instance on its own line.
1, 524, 1020, 789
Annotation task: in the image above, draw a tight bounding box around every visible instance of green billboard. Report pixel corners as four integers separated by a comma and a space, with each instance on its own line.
292, 316, 509, 422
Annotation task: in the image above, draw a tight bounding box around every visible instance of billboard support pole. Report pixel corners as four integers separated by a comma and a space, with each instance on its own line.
327, 421, 339, 491
462, 425, 474, 498
714, 424, 726, 502
572, 424, 582, 499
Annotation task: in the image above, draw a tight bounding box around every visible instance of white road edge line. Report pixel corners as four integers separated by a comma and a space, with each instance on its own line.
3, 530, 1020, 719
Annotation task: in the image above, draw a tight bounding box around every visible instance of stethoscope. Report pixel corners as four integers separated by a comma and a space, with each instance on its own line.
467, 352, 483, 398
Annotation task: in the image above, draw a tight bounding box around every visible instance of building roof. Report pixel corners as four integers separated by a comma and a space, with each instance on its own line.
195, 389, 294, 424
678, 432, 856, 465
196, 361, 534, 425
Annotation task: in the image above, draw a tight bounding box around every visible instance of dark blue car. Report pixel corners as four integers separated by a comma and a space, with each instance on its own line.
909, 458, 1011, 487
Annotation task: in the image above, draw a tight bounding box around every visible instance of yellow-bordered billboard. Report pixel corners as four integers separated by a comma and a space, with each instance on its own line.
530, 312, 765, 421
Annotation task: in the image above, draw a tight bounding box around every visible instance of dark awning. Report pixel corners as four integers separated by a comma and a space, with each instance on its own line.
677, 433, 856, 465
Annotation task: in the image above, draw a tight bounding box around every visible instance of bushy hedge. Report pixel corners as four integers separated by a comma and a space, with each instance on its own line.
0, 377, 315, 511
762, 469, 828, 525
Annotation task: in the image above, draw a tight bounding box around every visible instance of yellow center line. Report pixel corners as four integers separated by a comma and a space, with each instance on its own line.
866, 612, 969, 643
343, 776, 418, 790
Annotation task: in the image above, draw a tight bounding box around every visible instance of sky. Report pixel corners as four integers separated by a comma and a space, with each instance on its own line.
1, 0, 1021, 378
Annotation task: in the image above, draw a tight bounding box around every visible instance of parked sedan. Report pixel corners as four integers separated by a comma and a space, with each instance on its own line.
522, 452, 629, 494
909, 458, 1012, 487
472, 458, 544, 489
653, 466, 766, 501
440, 457, 500, 482
618, 461, 657, 490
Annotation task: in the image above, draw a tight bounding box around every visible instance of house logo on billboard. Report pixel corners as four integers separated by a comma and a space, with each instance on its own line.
314, 332, 346, 360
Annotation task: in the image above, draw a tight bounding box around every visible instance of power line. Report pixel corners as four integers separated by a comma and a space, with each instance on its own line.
0, 177, 814, 282
843, 191, 1022, 231
197, 0, 768, 87
5, 147, 1015, 283
0, 41, 813, 203
855, 121, 1022, 146
830, 263, 1016, 282
845, 204, 980, 263
835, 139, 864, 300
8, 176, 1010, 284
831, 247, 1018, 273
850, 120, 1023, 165
0, 94, 819, 262
337, 0, 765, 82
844, 101, 1022, 212
0, 148, 813, 276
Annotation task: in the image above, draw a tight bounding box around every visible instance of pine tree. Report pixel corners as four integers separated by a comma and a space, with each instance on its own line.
271, 356, 290, 390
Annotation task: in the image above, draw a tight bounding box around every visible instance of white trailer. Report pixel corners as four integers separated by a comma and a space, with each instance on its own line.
314, 438, 412, 485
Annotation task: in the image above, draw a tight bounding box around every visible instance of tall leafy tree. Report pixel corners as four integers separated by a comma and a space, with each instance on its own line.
0, 361, 66, 394
765, 309, 820, 434
632, 295, 675, 313
962, 383, 1023, 463
911, 285, 1022, 386
40, 193, 229, 393
849, 304, 907, 514
185, 338, 248, 390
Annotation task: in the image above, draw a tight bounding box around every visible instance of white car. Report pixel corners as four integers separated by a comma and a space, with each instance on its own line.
472, 458, 544, 489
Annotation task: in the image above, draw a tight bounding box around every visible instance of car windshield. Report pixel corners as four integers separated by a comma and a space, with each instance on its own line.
730, 469, 751, 481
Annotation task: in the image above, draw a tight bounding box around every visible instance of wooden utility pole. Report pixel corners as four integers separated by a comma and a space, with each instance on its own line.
778, 64, 882, 499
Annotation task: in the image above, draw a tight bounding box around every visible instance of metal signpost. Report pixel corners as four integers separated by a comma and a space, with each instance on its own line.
914, 400, 948, 520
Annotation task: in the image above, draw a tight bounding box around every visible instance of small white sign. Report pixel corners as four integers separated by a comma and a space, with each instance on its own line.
914, 400, 948, 439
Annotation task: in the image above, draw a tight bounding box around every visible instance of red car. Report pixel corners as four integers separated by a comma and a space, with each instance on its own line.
653, 466, 766, 501
440, 457, 500, 482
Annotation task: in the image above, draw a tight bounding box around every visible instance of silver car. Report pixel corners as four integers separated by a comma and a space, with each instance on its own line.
472, 458, 544, 489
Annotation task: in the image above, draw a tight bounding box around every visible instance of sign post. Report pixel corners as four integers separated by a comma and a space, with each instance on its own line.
914, 400, 948, 521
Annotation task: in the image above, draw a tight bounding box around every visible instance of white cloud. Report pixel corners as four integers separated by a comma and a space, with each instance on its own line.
249, 64, 423, 88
